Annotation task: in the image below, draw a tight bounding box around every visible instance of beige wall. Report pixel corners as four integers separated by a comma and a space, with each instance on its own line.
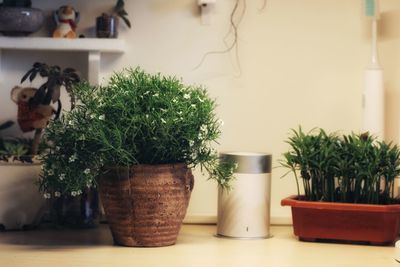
2, 0, 400, 223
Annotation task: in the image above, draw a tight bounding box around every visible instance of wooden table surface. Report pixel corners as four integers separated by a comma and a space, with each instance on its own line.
0, 224, 398, 267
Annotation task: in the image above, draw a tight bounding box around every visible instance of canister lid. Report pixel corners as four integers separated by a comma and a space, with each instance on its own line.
220, 152, 272, 174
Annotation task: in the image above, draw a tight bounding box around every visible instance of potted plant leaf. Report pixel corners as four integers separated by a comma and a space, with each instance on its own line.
18, 62, 80, 155
39, 67, 235, 246
0, 120, 45, 230
96, 0, 131, 38
280, 127, 400, 245
0, 0, 44, 36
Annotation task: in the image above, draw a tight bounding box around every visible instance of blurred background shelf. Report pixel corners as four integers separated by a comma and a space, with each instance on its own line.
0, 37, 126, 84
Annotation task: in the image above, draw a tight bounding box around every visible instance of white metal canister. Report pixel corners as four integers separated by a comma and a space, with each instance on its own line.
217, 152, 272, 239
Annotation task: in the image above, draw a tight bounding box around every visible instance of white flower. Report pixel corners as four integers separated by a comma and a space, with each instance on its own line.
84, 168, 90, 175
153, 93, 159, 97
200, 124, 207, 133
77, 190, 82, 195
43, 193, 51, 199
189, 140, 194, 147
143, 91, 150, 95
54, 192, 61, 198
99, 115, 105, 121
184, 93, 190, 99
172, 98, 177, 103
145, 114, 149, 119
191, 104, 196, 108
161, 118, 167, 124
68, 120, 74, 126
59, 173, 66, 181
177, 111, 183, 115
47, 169, 54, 176
160, 108, 166, 113
69, 154, 77, 163
71, 191, 77, 197
90, 114, 95, 119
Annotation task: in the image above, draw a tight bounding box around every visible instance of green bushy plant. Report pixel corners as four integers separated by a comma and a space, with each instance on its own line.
0, 138, 32, 162
39, 67, 235, 198
281, 127, 400, 204
0, 121, 34, 163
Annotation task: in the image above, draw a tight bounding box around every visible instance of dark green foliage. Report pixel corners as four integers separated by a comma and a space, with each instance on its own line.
114, 0, 131, 28
281, 127, 400, 204
0, 121, 13, 131
21, 62, 80, 109
0, 121, 33, 162
21, 62, 81, 155
0, 138, 33, 162
39, 68, 235, 197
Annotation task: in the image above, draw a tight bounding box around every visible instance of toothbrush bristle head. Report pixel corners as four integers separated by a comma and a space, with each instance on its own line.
364, 0, 379, 18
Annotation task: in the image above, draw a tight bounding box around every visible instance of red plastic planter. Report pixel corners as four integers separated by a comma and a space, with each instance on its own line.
281, 195, 400, 245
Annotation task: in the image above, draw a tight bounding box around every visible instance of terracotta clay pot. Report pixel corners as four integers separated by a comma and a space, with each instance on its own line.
281, 195, 400, 245
99, 163, 194, 247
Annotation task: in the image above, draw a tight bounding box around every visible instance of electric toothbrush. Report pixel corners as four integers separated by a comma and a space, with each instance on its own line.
362, 0, 384, 139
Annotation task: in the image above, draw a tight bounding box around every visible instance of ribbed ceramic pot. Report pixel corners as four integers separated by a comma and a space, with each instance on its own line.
0, 7, 44, 36
99, 163, 194, 247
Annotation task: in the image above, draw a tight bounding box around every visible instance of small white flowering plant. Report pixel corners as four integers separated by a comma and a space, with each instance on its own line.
39, 67, 235, 197
39, 113, 101, 198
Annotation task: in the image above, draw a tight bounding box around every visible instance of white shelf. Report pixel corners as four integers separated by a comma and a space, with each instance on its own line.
0, 37, 125, 53
0, 37, 126, 85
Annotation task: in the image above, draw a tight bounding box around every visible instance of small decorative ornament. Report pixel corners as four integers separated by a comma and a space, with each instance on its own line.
10, 86, 54, 132
53, 5, 80, 38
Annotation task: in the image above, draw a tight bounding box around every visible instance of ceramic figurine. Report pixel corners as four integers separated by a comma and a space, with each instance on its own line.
52, 5, 80, 38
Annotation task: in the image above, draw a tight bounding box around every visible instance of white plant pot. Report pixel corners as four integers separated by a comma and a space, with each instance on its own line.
217, 152, 272, 239
0, 162, 45, 230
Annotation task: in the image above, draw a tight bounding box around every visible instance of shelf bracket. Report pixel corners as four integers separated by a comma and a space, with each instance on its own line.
88, 51, 101, 85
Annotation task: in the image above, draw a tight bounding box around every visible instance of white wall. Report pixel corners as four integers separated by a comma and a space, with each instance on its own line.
2, 0, 400, 224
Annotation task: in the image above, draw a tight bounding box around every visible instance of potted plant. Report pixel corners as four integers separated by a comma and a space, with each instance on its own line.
39, 67, 235, 246
280, 128, 400, 245
38, 114, 100, 228
96, 0, 131, 38
0, 120, 45, 230
0, 0, 44, 36
18, 62, 80, 155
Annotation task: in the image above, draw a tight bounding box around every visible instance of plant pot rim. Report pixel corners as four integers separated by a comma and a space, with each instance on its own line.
281, 195, 400, 212
104, 162, 188, 171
